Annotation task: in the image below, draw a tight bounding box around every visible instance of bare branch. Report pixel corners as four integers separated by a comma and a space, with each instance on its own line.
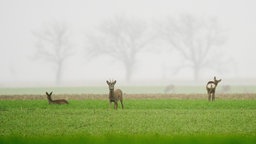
159, 14, 228, 80
85, 16, 151, 81
33, 22, 73, 84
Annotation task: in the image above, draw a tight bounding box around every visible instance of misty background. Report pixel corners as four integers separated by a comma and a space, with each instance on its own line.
1, 0, 256, 87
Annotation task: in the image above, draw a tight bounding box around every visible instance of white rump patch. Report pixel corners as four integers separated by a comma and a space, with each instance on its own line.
207, 83, 216, 89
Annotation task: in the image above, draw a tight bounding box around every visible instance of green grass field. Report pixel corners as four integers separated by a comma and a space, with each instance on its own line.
1, 98, 256, 143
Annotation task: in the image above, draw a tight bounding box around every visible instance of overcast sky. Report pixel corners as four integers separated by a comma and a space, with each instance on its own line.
0, 0, 256, 86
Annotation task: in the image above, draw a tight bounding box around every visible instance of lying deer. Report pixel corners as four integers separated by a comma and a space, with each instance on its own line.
106, 80, 124, 109
46, 91, 69, 104
206, 76, 222, 101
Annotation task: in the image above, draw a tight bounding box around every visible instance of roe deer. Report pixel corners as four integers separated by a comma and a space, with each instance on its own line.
164, 84, 175, 94
106, 80, 124, 109
206, 76, 222, 101
46, 91, 69, 104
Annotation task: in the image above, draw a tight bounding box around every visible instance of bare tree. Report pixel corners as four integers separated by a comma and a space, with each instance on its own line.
33, 22, 73, 84
159, 14, 227, 81
86, 16, 151, 82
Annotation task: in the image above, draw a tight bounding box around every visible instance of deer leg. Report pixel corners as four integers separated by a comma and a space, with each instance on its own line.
212, 92, 215, 101
207, 90, 210, 101
120, 100, 124, 109
208, 92, 211, 101
115, 102, 118, 110
110, 101, 116, 109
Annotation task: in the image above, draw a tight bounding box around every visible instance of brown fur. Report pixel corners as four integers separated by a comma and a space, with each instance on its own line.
46, 92, 69, 104
106, 80, 124, 109
206, 76, 221, 101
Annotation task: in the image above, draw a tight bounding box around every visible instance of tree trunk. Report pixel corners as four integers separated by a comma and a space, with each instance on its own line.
56, 60, 63, 85
124, 61, 133, 82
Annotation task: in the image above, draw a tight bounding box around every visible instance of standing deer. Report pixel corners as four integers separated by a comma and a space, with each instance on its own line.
106, 80, 124, 109
206, 76, 222, 101
46, 91, 69, 104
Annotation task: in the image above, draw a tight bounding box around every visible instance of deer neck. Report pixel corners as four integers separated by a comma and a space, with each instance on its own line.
109, 89, 115, 99
47, 96, 53, 102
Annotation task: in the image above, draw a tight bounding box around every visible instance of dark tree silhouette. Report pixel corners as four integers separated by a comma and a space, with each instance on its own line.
159, 14, 227, 81
33, 22, 73, 84
86, 16, 151, 82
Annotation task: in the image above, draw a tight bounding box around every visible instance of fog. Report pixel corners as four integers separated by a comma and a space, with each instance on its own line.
1, 0, 256, 87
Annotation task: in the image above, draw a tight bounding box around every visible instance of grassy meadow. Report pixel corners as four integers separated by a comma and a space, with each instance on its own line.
1, 98, 256, 143
0, 86, 256, 143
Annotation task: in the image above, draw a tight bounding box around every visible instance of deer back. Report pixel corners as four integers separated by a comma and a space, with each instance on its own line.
206, 81, 216, 87
52, 99, 69, 104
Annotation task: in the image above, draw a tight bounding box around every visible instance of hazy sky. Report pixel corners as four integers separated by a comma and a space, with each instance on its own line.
0, 0, 256, 86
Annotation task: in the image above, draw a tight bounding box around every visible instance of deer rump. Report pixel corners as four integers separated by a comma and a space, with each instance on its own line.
206, 82, 216, 89
206, 82, 216, 92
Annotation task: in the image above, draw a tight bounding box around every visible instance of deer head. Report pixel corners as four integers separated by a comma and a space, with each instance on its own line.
213, 76, 222, 86
106, 80, 116, 90
46, 91, 53, 100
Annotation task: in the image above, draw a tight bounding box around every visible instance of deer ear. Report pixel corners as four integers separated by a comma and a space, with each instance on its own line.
106, 80, 109, 84
50, 91, 53, 96
113, 80, 116, 84
214, 76, 216, 80
46, 92, 49, 96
